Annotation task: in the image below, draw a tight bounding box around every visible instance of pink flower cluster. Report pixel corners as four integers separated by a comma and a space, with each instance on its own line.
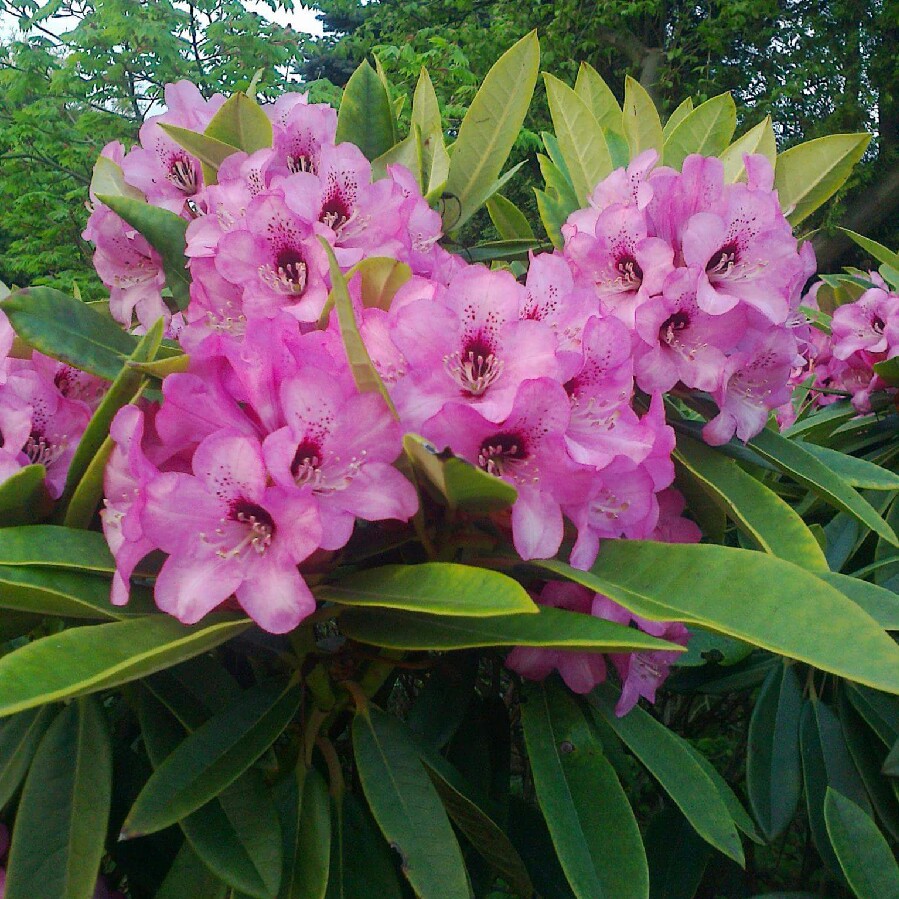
0, 312, 104, 498
799, 272, 899, 412
562, 151, 815, 445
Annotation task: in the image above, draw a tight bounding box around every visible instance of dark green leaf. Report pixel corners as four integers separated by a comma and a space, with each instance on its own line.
0, 525, 114, 571
278, 766, 331, 899
0, 704, 56, 812
797, 441, 899, 490
4, 697, 111, 899
487, 194, 535, 240
521, 681, 648, 898
205, 92, 273, 154
407, 654, 478, 751
846, 684, 899, 747
156, 841, 229, 899
645, 807, 711, 899
336, 61, 396, 161
0, 465, 52, 526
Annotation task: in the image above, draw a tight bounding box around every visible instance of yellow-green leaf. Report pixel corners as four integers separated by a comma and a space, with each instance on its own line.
720, 116, 777, 182
662, 97, 694, 139
622, 76, 663, 160
574, 62, 622, 133
205, 92, 272, 155
663, 92, 736, 170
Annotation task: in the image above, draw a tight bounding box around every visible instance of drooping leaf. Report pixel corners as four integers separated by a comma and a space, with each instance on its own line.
774, 133, 871, 225
622, 76, 663, 160
336, 60, 396, 161
825, 788, 899, 898
675, 436, 828, 572
719, 116, 777, 182
487, 193, 536, 240
538, 545, 899, 693
319, 562, 535, 616
353, 704, 469, 899
0, 615, 251, 716
590, 685, 743, 863
4, 697, 111, 899
0, 465, 52, 526
443, 31, 540, 230
663, 92, 737, 170
2, 287, 137, 380
544, 73, 612, 204
0, 704, 56, 812
748, 428, 899, 547
278, 765, 331, 899
746, 662, 804, 840
205, 92, 273, 154
97, 194, 191, 310
521, 681, 648, 899
846, 683, 899, 747
339, 604, 683, 653
123, 680, 302, 838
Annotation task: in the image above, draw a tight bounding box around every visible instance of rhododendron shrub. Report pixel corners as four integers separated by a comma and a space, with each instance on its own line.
0, 39, 898, 899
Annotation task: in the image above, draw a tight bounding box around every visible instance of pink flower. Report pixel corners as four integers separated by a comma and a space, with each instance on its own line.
269, 99, 337, 178
142, 431, 321, 633
831, 286, 898, 359
263, 363, 418, 550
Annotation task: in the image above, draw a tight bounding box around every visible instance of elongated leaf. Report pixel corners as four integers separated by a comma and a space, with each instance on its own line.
353, 704, 469, 899
662, 98, 694, 139
404, 432, 517, 511
336, 60, 396, 161
444, 31, 539, 230
798, 441, 899, 490
800, 700, 842, 876
123, 680, 301, 838
575, 63, 622, 133
90, 155, 143, 201
139, 690, 283, 899
0, 525, 113, 571
839, 228, 899, 271
590, 686, 743, 863
720, 117, 777, 182
663, 92, 736, 170
156, 841, 229, 899
63, 435, 114, 529
825, 789, 899, 898
159, 122, 240, 184
535, 186, 569, 248
205, 92, 272, 154
0, 465, 52, 526
60, 320, 162, 520
412, 67, 442, 143
4, 697, 111, 899
129, 353, 191, 378
2, 287, 136, 380
371, 126, 422, 183
675, 436, 827, 572
746, 663, 803, 840
487, 193, 535, 240
522, 681, 648, 898
846, 683, 899, 747
423, 761, 534, 897
340, 604, 682, 653
320, 562, 535, 616
97, 194, 191, 310
538, 545, 899, 694
646, 807, 710, 899
544, 73, 611, 203
774, 133, 871, 225
821, 572, 899, 630
0, 704, 56, 812
0, 615, 251, 716
622, 76, 663, 159
748, 428, 899, 546
278, 766, 331, 899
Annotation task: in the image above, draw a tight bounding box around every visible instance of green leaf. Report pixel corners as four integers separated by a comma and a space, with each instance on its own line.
60, 319, 163, 523
319, 562, 535, 616
544, 73, 612, 204
371, 126, 422, 184
0, 615, 251, 716
622, 76, 663, 160
0, 704, 56, 812
336, 61, 396, 161
0, 525, 114, 572
521, 681, 648, 899
874, 357, 899, 387
574, 63, 622, 133
403, 432, 517, 511
123, 680, 301, 838
458, 237, 543, 264
825, 789, 899, 898
487, 193, 536, 240
156, 841, 229, 899
719, 116, 777, 182
129, 352, 191, 378
797, 441, 899, 490
278, 766, 331, 899
590, 685, 743, 863
839, 228, 899, 271
139, 690, 283, 899
412, 67, 442, 143
2, 286, 136, 380
538, 544, 899, 693
644, 806, 711, 899
159, 122, 240, 185
0, 465, 52, 526
97, 194, 191, 310
662, 97, 694, 139
663, 92, 736, 170
774, 133, 871, 226
748, 428, 899, 547
675, 435, 828, 572
746, 663, 803, 840
353, 704, 469, 899
339, 604, 683, 653
322, 240, 397, 416
89, 155, 144, 201
821, 572, 899, 630
4, 697, 111, 899
444, 31, 539, 230
349, 256, 412, 312
63, 435, 113, 530
423, 760, 534, 897
205, 92, 273, 154
535, 186, 570, 248
846, 683, 899, 747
